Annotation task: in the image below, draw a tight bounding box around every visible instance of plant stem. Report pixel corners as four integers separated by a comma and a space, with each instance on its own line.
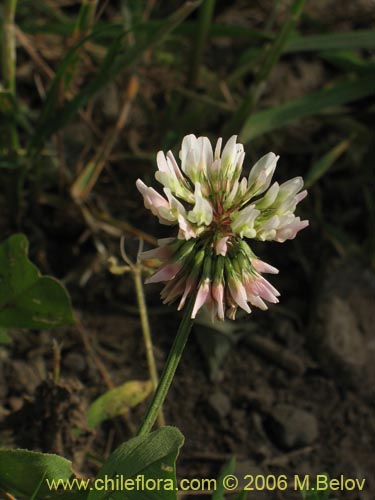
137, 295, 195, 436
133, 266, 165, 428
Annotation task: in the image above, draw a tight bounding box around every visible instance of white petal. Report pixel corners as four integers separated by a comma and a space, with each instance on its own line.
248, 152, 279, 196
214, 137, 222, 160
197, 136, 213, 172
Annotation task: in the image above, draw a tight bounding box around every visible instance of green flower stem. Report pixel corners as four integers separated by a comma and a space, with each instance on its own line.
133, 266, 165, 428
137, 294, 195, 436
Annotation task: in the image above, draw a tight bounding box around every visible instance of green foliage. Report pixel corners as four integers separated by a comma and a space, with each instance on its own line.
0, 427, 184, 500
211, 457, 236, 500
0, 327, 11, 344
0, 448, 74, 499
88, 426, 184, 499
301, 474, 333, 500
87, 380, 153, 429
29, 1, 202, 155
0, 234, 74, 329
239, 74, 375, 142
305, 136, 354, 188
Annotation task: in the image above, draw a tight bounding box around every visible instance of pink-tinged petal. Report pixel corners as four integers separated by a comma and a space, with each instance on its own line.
228, 279, 251, 313
136, 179, 168, 210
136, 179, 173, 225
212, 281, 225, 320
191, 281, 211, 319
140, 246, 172, 261
252, 258, 279, 274
166, 151, 184, 180
177, 278, 195, 311
247, 294, 268, 310
259, 276, 280, 297
156, 151, 170, 174
215, 237, 228, 256
161, 279, 185, 304
296, 189, 308, 204
177, 213, 196, 240
245, 276, 279, 303
145, 263, 182, 284
275, 218, 309, 242
157, 237, 175, 247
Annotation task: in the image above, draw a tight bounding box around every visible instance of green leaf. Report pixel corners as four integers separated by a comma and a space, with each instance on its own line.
0, 234, 74, 329
305, 136, 353, 188
0, 327, 11, 344
212, 457, 236, 500
239, 75, 375, 143
88, 426, 184, 500
285, 30, 375, 53
0, 448, 74, 499
301, 474, 332, 499
321, 51, 373, 74
235, 492, 249, 500
87, 380, 153, 429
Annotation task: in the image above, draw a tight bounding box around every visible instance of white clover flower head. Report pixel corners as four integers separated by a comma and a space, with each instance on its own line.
137, 135, 309, 320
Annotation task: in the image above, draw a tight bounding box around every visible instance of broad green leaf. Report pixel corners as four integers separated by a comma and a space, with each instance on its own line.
87, 380, 153, 429
88, 426, 184, 500
0, 449, 74, 499
240, 75, 375, 142
212, 457, 236, 500
0, 234, 74, 329
305, 136, 353, 188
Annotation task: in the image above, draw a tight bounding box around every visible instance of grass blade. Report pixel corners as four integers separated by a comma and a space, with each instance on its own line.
305, 136, 354, 188
30, 1, 201, 153
285, 30, 375, 53
240, 74, 375, 143
224, 0, 307, 135
188, 0, 216, 86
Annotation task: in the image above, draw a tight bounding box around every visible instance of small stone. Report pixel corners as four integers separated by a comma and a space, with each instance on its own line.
8, 397, 24, 412
208, 391, 231, 419
62, 352, 87, 374
6, 360, 42, 395
309, 259, 375, 396
264, 403, 319, 450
